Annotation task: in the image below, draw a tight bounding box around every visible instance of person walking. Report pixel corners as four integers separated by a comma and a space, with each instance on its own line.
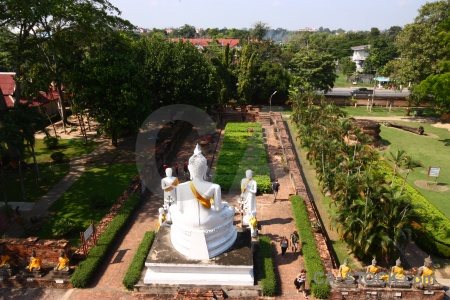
290, 230, 299, 253
294, 269, 308, 298
272, 179, 280, 202
280, 236, 289, 259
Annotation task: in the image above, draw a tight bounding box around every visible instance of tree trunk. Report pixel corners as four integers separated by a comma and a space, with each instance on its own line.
112, 129, 118, 147
17, 156, 27, 202
30, 144, 41, 185
55, 83, 67, 133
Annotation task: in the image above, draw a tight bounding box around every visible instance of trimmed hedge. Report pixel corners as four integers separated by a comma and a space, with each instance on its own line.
290, 195, 330, 299
378, 161, 450, 257
70, 191, 141, 288
123, 231, 156, 290
259, 235, 277, 296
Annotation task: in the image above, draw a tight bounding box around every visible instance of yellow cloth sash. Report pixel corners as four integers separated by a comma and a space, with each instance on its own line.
57, 256, 70, 270
29, 257, 42, 271
190, 181, 212, 209
420, 267, 435, 284
241, 178, 251, 193
0, 255, 10, 267
393, 266, 404, 278
249, 217, 258, 229
157, 214, 166, 229
369, 266, 379, 274
341, 265, 351, 278
164, 178, 179, 192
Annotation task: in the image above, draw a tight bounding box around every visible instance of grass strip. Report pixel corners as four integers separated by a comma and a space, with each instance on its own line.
291, 195, 330, 299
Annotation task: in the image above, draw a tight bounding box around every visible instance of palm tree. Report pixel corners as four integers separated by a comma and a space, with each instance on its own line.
388, 149, 407, 188
399, 155, 422, 195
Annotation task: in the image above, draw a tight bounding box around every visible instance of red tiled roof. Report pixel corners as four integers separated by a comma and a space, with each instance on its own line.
0, 73, 16, 95
0, 73, 60, 108
172, 38, 240, 48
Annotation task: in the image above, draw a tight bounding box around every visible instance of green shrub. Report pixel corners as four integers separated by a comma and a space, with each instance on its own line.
52, 217, 77, 236
378, 161, 450, 257
259, 235, 277, 296
44, 135, 59, 149
123, 231, 155, 290
50, 151, 65, 163
290, 195, 330, 299
70, 191, 141, 288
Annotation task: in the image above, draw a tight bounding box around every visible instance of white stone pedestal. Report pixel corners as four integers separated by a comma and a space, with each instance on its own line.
144, 227, 254, 286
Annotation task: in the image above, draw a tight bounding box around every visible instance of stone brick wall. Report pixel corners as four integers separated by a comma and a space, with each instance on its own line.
330, 288, 444, 300
271, 112, 336, 272
0, 237, 70, 268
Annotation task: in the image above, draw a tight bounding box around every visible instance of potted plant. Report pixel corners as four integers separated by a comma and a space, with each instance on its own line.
312, 221, 322, 233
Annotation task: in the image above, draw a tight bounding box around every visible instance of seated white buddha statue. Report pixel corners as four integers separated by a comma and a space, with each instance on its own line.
169, 144, 236, 260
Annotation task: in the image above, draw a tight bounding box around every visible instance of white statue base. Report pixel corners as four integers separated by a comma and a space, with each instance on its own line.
170, 202, 237, 260
144, 226, 254, 286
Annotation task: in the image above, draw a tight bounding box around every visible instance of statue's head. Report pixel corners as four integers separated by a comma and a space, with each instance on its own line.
158, 207, 165, 214
372, 258, 377, 265
165, 167, 172, 177
59, 250, 65, 257
31, 250, 36, 258
343, 258, 348, 266
396, 257, 401, 266
188, 144, 207, 179
251, 211, 257, 218
424, 256, 433, 268
245, 169, 253, 179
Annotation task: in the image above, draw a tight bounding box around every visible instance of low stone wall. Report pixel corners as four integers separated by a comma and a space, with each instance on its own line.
270, 112, 336, 272
330, 288, 444, 300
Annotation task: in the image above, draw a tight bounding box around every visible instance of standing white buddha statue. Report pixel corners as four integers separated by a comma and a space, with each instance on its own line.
161, 167, 178, 211
169, 144, 236, 260
240, 169, 257, 225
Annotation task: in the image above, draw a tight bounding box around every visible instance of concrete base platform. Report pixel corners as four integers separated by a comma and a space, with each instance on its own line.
144, 226, 254, 286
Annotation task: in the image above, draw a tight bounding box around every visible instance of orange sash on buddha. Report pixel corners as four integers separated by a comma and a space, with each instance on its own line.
164, 178, 179, 192
241, 178, 251, 193
369, 266, 379, 274
249, 217, 258, 229
190, 181, 212, 209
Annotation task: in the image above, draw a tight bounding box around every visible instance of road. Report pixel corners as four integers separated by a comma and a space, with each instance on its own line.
326, 87, 410, 98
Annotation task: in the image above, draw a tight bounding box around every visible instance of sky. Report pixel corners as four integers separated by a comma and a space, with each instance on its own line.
108, 0, 433, 32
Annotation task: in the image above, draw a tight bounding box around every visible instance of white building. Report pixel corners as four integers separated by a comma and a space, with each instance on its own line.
351, 45, 370, 72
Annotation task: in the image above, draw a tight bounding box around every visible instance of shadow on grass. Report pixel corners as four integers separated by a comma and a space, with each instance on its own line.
438, 139, 450, 147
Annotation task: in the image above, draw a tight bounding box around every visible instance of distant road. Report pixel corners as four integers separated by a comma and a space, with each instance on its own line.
326, 87, 410, 98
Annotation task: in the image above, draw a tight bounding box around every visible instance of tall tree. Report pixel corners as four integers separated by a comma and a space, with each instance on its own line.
250, 22, 269, 41
71, 31, 150, 146
289, 49, 338, 92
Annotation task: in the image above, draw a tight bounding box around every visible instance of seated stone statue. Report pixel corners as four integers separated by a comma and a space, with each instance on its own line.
414, 256, 442, 290
157, 207, 169, 230
54, 250, 70, 272
0, 249, 11, 269
385, 257, 411, 288
249, 211, 258, 238
161, 167, 178, 210
169, 144, 236, 260
240, 170, 257, 225
337, 258, 355, 283
362, 258, 385, 287
26, 250, 42, 272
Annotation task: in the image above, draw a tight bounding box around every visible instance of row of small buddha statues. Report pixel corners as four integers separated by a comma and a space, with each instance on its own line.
336, 256, 442, 290
0, 248, 70, 276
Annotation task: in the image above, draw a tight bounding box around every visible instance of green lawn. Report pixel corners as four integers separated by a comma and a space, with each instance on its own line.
2, 139, 99, 203
378, 122, 450, 219
340, 106, 439, 118
35, 163, 138, 247
334, 72, 373, 88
